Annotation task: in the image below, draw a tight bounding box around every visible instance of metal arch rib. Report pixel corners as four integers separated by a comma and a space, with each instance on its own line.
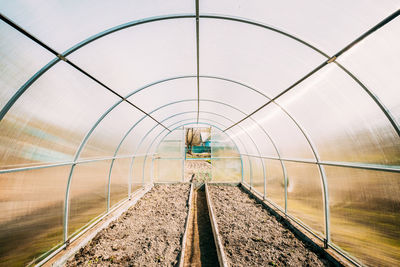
121, 99, 328, 240
3, 12, 399, 139
124, 113, 257, 184
142, 120, 244, 183
1, 10, 397, 245
105, 110, 255, 210
60, 70, 318, 241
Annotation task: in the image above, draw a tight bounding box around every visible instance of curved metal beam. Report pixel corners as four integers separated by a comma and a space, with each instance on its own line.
2, 13, 398, 141
2, 11, 396, 246
144, 120, 244, 183
60, 73, 310, 242
106, 110, 255, 209
4, 12, 398, 142
130, 114, 254, 183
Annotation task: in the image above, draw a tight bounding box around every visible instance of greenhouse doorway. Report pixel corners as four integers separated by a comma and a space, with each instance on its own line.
184, 127, 212, 183
153, 125, 242, 183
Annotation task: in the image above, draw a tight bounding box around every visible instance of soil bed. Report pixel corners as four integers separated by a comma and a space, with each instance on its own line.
67, 184, 190, 266
208, 185, 330, 267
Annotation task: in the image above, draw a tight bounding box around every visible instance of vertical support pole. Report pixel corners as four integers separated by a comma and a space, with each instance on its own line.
181, 126, 185, 182
263, 158, 266, 200
283, 165, 288, 214
151, 156, 155, 183
240, 155, 244, 183
63, 163, 76, 243
318, 164, 330, 248
128, 157, 132, 200
142, 155, 147, 185
106, 159, 115, 212
249, 156, 253, 190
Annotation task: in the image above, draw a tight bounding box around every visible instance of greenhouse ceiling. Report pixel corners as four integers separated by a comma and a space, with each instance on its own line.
0, 1, 399, 266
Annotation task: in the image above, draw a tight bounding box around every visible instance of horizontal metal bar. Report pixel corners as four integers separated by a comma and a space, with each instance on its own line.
327, 243, 362, 267
154, 157, 241, 160
240, 154, 400, 173
241, 181, 325, 242
333, 9, 400, 58
320, 160, 400, 173
5, 149, 395, 175
0, 154, 151, 174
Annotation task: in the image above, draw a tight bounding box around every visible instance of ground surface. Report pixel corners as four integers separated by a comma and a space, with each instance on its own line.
66, 184, 190, 266
208, 185, 330, 267
183, 188, 219, 267
184, 160, 212, 183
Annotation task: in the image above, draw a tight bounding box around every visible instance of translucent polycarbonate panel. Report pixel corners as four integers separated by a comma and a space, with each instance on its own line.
136, 131, 162, 155
0, 0, 194, 51
277, 63, 400, 165
70, 19, 196, 96
132, 156, 145, 186
338, 16, 400, 126
146, 130, 170, 156
225, 128, 260, 156
79, 102, 143, 159
250, 103, 315, 159
211, 127, 240, 157
0, 21, 54, 109
264, 159, 285, 208
116, 117, 158, 156
200, 18, 325, 98
128, 78, 197, 118
237, 118, 280, 157
285, 162, 324, 237
0, 62, 118, 169
0, 166, 68, 266
154, 159, 182, 182
248, 156, 264, 195
325, 166, 400, 267
198, 112, 232, 128
211, 158, 241, 182
201, 0, 399, 55
110, 158, 131, 207
225, 133, 247, 157
157, 128, 183, 158
162, 115, 196, 128
199, 99, 245, 122
199, 77, 268, 113
68, 160, 111, 236
150, 100, 195, 121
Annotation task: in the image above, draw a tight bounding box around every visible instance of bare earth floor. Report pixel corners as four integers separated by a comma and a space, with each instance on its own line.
208, 185, 331, 267
66, 184, 190, 266
183, 188, 219, 267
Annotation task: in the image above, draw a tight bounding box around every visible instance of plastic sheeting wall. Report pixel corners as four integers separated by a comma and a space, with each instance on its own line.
0, 1, 399, 266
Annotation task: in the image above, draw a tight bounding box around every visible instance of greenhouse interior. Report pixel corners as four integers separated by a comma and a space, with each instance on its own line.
0, 1, 399, 266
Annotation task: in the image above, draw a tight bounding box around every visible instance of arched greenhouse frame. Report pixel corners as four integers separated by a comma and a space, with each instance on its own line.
0, 1, 399, 266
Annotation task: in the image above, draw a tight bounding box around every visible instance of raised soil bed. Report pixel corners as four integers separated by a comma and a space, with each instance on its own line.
208, 185, 331, 266
66, 184, 190, 266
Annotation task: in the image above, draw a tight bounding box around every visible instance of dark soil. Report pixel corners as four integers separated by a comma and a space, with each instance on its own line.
208, 185, 330, 267
66, 184, 190, 266
183, 188, 219, 267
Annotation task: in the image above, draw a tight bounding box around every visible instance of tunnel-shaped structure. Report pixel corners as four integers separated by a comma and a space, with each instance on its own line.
0, 1, 400, 266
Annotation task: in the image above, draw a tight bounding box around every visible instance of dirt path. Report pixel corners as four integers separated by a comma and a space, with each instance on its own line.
208, 185, 331, 267
183, 188, 219, 267
66, 184, 190, 266
184, 160, 212, 183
